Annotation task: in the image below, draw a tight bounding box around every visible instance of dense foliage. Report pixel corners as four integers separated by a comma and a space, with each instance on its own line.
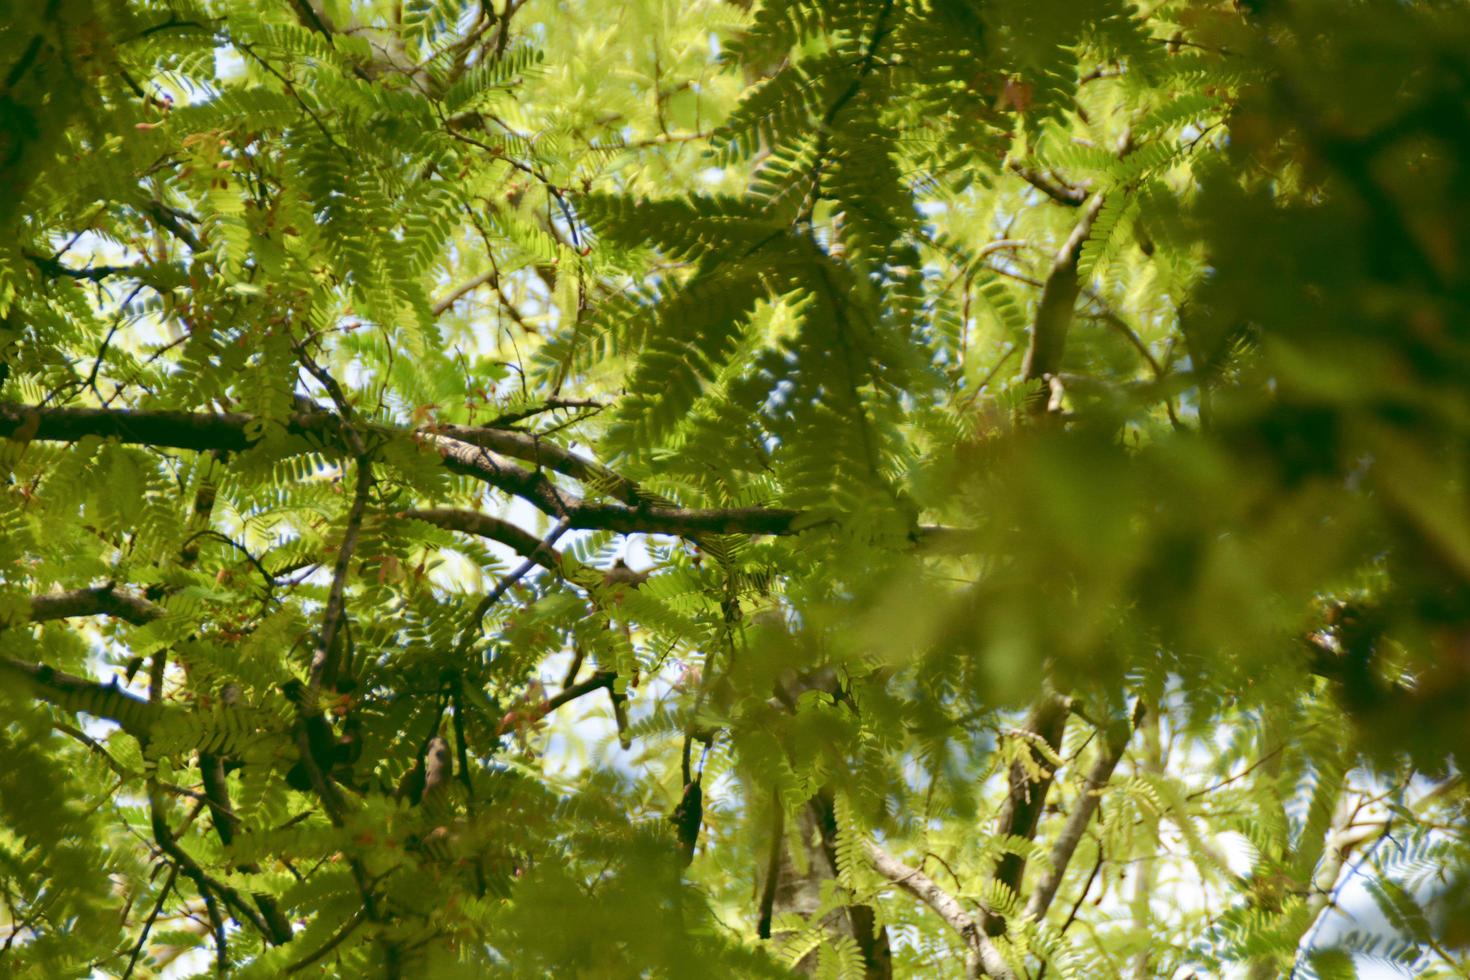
2, 0, 1469, 976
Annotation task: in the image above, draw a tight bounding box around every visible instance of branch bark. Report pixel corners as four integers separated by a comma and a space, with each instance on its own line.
865, 841, 1015, 980
23, 585, 164, 625
199, 753, 294, 944
0, 405, 801, 537
431, 268, 497, 315
982, 692, 1071, 936
433, 423, 643, 505
1024, 705, 1140, 922
769, 792, 892, 978
406, 508, 565, 572
0, 656, 161, 738
1019, 195, 1106, 413
1007, 163, 1089, 207
311, 456, 371, 690
0, 404, 975, 545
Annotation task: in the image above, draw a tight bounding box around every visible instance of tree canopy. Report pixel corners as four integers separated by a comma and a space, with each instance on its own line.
2, 0, 1469, 976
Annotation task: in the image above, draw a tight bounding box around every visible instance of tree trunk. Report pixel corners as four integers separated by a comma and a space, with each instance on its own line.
768, 787, 892, 979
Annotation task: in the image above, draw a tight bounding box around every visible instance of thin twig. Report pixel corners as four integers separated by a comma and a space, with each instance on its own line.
311, 457, 371, 689
285, 910, 367, 974
1035, 844, 1105, 980
480, 398, 604, 429
120, 865, 179, 980
432, 268, 497, 315
454, 518, 572, 656
296, 349, 372, 689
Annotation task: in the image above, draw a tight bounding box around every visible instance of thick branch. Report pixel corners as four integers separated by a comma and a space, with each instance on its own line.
0, 404, 315, 450
984, 692, 1071, 936
0, 404, 969, 544
543, 668, 616, 715
422, 432, 574, 514
434, 424, 642, 505
756, 803, 784, 940
570, 501, 803, 536
1019, 195, 1105, 412
198, 751, 239, 843
406, 508, 564, 572
24, 586, 164, 625
865, 841, 1015, 980
1024, 707, 1139, 922
0, 403, 804, 535
1007, 163, 1089, 207
199, 753, 294, 944
0, 657, 161, 737
806, 790, 892, 978
5, 589, 162, 735
864, 841, 975, 942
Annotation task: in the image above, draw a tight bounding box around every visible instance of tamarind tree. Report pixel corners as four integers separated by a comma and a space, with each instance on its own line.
2, 0, 1468, 976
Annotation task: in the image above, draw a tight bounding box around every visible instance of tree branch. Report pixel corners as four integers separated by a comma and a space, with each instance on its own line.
199, 752, 294, 944
0, 404, 285, 451
1024, 704, 1140, 922
865, 841, 1016, 979
543, 668, 617, 715
120, 865, 178, 980
431, 268, 498, 315
0, 656, 161, 738
145, 202, 202, 252
311, 456, 371, 690
454, 518, 572, 657
0, 404, 971, 544
24, 250, 148, 282
1007, 163, 1089, 207
288, 0, 336, 37
1019, 195, 1105, 413
432, 423, 642, 505
756, 801, 784, 940
494, 670, 617, 737
285, 910, 367, 974
983, 691, 1071, 936
479, 399, 605, 429
22, 585, 164, 625
146, 763, 276, 947
0, 404, 803, 536
405, 508, 564, 573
